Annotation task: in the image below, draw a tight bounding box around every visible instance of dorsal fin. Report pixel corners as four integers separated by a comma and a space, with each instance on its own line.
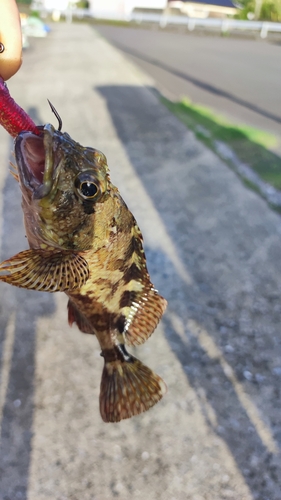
68, 299, 94, 334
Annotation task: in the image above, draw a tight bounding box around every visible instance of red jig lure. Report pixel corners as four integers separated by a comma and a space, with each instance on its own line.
0, 76, 40, 138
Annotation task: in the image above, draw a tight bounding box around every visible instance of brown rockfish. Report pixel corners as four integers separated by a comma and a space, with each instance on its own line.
0, 120, 167, 422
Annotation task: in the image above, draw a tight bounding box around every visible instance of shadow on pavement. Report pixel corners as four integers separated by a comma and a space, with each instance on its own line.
97, 84, 281, 500
0, 137, 55, 500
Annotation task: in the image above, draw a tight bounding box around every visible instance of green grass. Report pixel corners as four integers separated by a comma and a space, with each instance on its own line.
162, 96, 281, 190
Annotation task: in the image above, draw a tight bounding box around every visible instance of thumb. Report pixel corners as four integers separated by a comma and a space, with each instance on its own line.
0, 0, 22, 81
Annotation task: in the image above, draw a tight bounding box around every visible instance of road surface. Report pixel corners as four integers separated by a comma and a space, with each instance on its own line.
96, 25, 281, 140
0, 22, 281, 500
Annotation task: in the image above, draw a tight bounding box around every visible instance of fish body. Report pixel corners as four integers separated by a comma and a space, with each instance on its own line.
0, 123, 167, 422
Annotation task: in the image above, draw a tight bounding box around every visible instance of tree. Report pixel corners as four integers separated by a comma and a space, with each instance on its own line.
260, 0, 281, 21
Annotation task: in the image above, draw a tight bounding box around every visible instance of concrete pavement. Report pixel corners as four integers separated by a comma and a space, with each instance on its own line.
0, 22, 281, 500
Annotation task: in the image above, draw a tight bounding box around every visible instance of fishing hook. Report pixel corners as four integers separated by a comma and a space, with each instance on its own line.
47, 99, 62, 131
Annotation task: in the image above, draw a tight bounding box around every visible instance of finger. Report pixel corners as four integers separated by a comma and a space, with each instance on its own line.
0, 0, 22, 81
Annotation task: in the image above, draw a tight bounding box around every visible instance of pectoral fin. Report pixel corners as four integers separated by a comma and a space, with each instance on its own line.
0, 249, 89, 292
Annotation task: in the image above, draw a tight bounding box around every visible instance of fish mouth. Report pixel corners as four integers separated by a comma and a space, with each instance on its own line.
15, 123, 58, 199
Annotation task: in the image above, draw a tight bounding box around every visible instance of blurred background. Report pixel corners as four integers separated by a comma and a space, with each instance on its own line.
0, 1, 281, 499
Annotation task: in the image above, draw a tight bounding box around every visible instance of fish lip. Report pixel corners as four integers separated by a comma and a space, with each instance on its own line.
15, 124, 56, 200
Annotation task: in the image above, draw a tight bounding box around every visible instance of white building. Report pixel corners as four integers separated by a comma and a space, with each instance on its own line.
88, 0, 168, 17
33, 0, 168, 16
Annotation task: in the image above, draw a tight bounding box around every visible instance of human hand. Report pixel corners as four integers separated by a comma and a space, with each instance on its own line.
0, 0, 22, 80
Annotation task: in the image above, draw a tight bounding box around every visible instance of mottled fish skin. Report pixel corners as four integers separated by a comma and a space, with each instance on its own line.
0, 123, 167, 422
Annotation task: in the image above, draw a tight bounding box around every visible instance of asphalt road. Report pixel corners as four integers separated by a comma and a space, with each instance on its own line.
96, 25, 281, 140
1, 22, 281, 500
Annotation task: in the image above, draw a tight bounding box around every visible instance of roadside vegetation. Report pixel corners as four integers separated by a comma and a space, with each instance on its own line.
236, 0, 281, 22
162, 96, 281, 196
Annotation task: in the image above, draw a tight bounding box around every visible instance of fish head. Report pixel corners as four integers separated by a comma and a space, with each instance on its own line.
15, 123, 111, 250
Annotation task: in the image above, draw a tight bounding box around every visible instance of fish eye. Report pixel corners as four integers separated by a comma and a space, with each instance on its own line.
75, 172, 100, 200
80, 181, 98, 199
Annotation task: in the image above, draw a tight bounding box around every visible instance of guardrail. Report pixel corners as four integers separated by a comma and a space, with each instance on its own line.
131, 14, 281, 38
36, 6, 281, 39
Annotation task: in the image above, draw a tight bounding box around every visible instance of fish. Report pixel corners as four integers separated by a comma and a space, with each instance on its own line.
0, 80, 167, 422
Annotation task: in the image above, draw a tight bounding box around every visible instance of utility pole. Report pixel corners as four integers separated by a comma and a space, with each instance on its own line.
254, 0, 263, 19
